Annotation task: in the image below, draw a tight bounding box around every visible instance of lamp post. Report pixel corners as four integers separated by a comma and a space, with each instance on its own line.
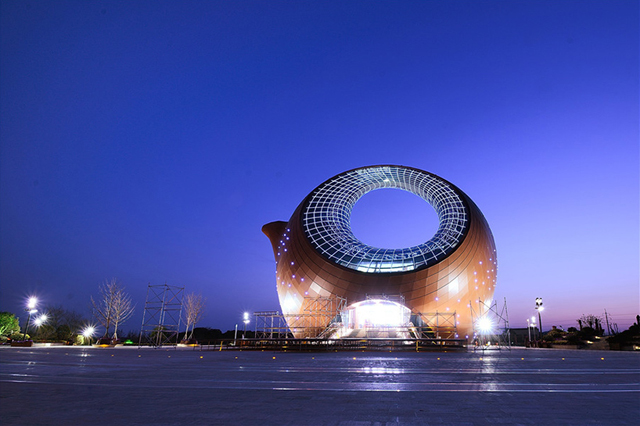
22, 297, 38, 341
33, 314, 48, 327
242, 312, 250, 339
82, 326, 95, 345
33, 314, 48, 341
531, 316, 537, 341
526, 318, 532, 342
535, 297, 544, 337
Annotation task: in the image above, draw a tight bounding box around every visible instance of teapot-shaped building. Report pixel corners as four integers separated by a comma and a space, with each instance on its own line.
263, 165, 497, 340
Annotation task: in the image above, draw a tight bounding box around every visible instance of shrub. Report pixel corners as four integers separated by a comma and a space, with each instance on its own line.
566, 334, 583, 346
10, 332, 29, 341
607, 323, 640, 347
0, 312, 20, 338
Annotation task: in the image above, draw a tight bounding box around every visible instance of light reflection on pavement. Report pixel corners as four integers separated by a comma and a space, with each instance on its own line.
1, 347, 639, 425
1, 347, 638, 393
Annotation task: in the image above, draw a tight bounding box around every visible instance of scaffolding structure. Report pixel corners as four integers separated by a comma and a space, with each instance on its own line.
254, 295, 347, 339
253, 295, 463, 344
254, 311, 291, 339
289, 295, 347, 338
138, 283, 184, 347
470, 297, 510, 351
412, 311, 458, 339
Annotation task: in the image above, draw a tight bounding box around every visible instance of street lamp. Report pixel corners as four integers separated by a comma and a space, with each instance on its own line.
22, 297, 38, 341
526, 318, 532, 342
82, 326, 96, 345
535, 297, 544, 336
31, 314, 48, 342
243, 312, 250, 339
33, 314, 48, 327
531, 316, 537, 340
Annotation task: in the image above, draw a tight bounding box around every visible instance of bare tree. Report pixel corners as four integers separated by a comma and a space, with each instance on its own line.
578, 314, 601, 330
182, 292, 205, 341
91, 279, 135, 340
111, 286, 135, 340
577, 314, 604, 336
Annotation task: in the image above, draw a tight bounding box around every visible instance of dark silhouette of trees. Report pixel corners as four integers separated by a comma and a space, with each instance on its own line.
40, 305, 88, 342
607, 317, 640, 350
578, 314, 604, 336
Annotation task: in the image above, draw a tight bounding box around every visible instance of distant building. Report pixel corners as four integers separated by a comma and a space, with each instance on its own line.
263, 165, 497, 339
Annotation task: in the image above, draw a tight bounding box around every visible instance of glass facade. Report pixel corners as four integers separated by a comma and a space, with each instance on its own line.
302, 166, 468, 273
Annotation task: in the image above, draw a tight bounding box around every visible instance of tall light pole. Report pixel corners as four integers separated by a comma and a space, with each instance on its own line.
535, 298, 544, 337
33, 314, 48, 341
531, 316, 537, 341
234, 324, 238, 345
22, 297, 38, 341
526, 318, 532, 342
243, 312, 250, 339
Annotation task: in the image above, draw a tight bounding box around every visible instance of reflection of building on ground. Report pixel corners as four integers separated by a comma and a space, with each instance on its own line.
263, 165, 499, 342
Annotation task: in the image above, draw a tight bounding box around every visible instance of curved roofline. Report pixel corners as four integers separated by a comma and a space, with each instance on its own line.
296, 165, 474, 275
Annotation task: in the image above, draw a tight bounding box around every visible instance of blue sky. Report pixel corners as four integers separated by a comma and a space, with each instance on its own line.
1, 1, 637, 333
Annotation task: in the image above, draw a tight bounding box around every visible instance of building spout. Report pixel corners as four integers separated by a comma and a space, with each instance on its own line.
261, 221, 288, 259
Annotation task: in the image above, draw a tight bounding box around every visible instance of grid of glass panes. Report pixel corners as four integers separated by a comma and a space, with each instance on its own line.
302, 166, 468, 273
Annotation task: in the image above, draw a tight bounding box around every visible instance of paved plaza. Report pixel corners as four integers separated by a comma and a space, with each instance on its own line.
1, 345, 638, 425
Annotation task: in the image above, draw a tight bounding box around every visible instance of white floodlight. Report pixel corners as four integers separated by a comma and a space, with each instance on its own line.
27, 297, 38, 310
82, 326, 95, 338
476, 316, 493, 334
22, 296, 40, 341
34, 314, 48, 327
